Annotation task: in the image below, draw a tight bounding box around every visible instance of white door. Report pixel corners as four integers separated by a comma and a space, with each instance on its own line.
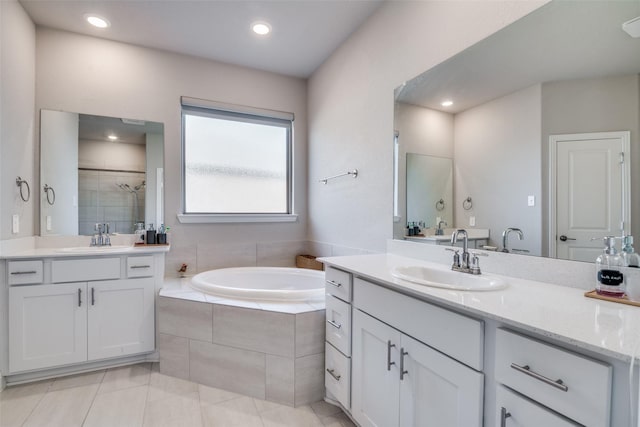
399, 334, 484, 427
352, 310, 402, 427
550, 131, 630, 261
9, 283, 87, 373
88, 278, 155, 360
495, 385, 580, 426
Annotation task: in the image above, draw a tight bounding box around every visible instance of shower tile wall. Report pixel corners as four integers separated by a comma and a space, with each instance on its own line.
79, 170, 146, 235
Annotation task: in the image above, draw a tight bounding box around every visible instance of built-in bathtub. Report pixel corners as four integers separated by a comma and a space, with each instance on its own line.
190, 267, 325, 302
158, 267, 326, 407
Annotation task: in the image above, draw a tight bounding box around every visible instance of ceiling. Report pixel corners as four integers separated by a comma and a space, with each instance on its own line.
19, 0, 383, 78
396, 1, 640, 114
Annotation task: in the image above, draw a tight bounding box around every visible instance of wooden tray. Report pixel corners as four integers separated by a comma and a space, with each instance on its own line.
584, 290, 640, 307
134, 243, 170, 246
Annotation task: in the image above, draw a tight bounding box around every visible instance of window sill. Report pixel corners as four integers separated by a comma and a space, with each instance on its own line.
177, 213, 298, 224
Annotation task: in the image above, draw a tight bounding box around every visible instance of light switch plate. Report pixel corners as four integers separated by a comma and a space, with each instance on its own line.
46, 215, 52, 231
12, 214, 19, 234
469, 216, 476, 226
527, 195, 535, 207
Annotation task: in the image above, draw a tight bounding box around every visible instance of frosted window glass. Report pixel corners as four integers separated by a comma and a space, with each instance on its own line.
184, 113, 290, 213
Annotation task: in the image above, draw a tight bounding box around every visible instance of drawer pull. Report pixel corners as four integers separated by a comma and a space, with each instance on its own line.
326, 368, 341, 381
11, 271, 37, 275
130, 265, 151, 269
78, 288, 82, 307
510, 363, 568, 392
400, 348, 409, 380
500, 407, 511, 427
327, 280, 342, 288
327, 319, 342, 329
387, 340, 396, 371
91, 287, 95, 306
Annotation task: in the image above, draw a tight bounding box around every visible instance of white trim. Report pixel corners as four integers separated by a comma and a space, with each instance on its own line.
177, 213, 298, 224
180, 96, 294, 121
548, 131, 631, 258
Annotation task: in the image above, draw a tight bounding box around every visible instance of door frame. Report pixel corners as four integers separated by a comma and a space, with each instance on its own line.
548, 131, 630, 258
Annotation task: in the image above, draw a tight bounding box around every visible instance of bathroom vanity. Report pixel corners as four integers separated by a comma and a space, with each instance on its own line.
322, 247, 639, 426
0, 242, 168, 385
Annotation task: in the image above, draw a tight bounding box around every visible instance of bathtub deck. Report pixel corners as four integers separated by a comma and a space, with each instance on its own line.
157, 278, 326, 407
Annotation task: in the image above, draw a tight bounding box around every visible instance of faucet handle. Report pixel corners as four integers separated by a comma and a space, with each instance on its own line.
470, 253, 482, 275
445, 248, 461, 268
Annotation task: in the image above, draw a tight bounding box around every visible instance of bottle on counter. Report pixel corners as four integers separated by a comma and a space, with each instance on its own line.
134, 222, 145, 244
595, 236, 626, 297
146, 223, 157, 245
621, 235, 640, 268
622, 235, 640, 301
157, 224, 167, 244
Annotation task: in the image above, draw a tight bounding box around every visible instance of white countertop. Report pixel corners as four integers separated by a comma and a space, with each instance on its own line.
321, 253, 640, 363
1, 245, 170, 259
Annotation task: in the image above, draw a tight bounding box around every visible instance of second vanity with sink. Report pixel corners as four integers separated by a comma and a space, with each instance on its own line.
322, 241, 640, 427
0, 239, 168, 385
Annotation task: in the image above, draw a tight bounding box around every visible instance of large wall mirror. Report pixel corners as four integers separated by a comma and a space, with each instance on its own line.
393, 0, 640, 262
40, 110, 164, 236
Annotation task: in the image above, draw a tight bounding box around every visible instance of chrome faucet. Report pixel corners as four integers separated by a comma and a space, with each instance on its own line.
435, 220, 448, 236
450, 229, 483, 274
501, 227, 524, 253
91, 223, 111, 247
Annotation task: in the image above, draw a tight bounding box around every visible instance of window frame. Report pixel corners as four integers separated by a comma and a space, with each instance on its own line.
178, 97, 296, 223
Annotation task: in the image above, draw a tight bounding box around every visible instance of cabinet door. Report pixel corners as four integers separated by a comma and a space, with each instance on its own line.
87, 278, 155, 360
495, 385, 580, 426
352, 310, 401, 427
9, 283, 87, 373
399, 333, 484, 427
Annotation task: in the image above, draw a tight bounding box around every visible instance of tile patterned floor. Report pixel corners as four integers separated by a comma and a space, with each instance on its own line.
0, 363, 355, 427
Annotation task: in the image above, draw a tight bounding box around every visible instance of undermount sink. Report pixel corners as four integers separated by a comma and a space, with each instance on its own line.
390, 265, 507, 291
56, 245, 133, 254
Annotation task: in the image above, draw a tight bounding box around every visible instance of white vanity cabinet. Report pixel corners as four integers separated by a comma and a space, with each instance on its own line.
495, 385, 580, 427
324, 266, 353, 410
7, 254, 158, 375
9, 283, 88, 372
351, 280, 484, 427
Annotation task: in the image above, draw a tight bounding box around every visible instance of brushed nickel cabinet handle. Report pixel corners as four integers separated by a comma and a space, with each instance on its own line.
500, 407, 511, 427
78, 288, 82, 307
130, 265, 151, 269
11, 271, 37, 275
91, 287, 95, 306
510, 363, 568, 392
400, 348, 409, 380
387, 340, 396, 371
326, 368, 341, 381
327, 319, 342, 329
327, 280, 342, 288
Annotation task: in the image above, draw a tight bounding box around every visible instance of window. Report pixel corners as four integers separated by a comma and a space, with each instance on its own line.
180, 97, 294, 222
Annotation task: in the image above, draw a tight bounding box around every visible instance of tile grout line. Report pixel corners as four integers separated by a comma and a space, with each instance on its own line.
80, 368, 106, 426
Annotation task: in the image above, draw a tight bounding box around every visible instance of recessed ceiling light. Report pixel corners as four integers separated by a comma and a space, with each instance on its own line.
107, 134, 118, 141
441, 100, 454, 107
251, 21, 271, 36
84, 14, 110, 29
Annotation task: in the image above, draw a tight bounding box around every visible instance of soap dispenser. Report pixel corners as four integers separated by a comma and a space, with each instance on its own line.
595, 236, 626, 297
621, 235, 640, 268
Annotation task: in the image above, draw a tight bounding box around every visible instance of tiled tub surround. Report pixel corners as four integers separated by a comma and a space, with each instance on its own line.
158, 278, 326, 407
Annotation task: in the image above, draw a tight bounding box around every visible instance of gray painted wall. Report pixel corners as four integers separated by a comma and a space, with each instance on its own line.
1, 0, 36, 240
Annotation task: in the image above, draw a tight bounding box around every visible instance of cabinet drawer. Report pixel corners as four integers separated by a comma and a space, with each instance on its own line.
326, 295, 351, 356
126, 256, 155, 278
495, 328, 611, 427
52, 258, 121, 283
354, 278, 483, 370
496, 385, 579, 426
326, 342, 351, 409
325, 266, 352, 302
8, 260, 44, 285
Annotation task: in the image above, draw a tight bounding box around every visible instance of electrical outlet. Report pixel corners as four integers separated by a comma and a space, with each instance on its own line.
12, 215, 19, 234
469, 216, 476, 226
46, 215, 52, 231
528, 195, 535, 207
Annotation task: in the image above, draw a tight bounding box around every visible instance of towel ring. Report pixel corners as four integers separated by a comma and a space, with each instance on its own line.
43, 184, 56, 206
435, 199, 445, 211
462, 197, 473, 210
16, 177, 30, 202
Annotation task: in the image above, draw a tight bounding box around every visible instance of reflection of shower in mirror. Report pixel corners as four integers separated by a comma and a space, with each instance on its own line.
117, 180, 146, 229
